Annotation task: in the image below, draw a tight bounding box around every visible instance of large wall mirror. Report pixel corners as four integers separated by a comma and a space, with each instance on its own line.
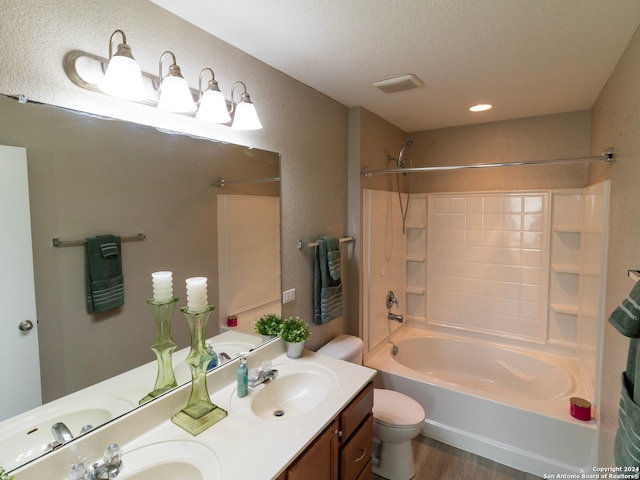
0, 94, 281, 472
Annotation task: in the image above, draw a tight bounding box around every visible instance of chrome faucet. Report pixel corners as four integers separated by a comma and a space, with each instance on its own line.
248, 361, 279, 388
92, 443, 123, 480
66, 444, 123, 480
51, 422, 73, 445
388, 312, 404, 323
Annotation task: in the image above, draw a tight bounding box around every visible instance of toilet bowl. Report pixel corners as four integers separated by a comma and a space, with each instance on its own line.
317, 334, 425, 480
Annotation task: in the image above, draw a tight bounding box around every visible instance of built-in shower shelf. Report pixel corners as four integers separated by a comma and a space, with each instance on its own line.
406, 286, 425, 295
552, 225, 582, 233
406, 255, 426, 263
547, 338, 577, 350
405, 223, 426, 230
551, 304, 579, 315
552, 264, 580, 275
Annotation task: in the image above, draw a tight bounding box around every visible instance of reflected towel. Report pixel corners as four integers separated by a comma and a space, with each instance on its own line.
313, 236, 343, 325
85, 235, 124, 314
609, 281, 640, 338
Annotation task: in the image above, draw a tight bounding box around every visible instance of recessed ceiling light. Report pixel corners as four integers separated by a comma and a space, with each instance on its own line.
469, 104, 492, 112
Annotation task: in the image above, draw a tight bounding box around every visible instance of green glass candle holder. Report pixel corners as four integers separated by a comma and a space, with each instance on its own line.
172, 305, 227, 435
140, 297, 179, 405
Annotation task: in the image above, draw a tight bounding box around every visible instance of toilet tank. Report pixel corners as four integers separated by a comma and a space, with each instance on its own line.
317, 334, 364, 365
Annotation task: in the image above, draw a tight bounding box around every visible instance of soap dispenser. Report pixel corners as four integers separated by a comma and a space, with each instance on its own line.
237, 354, 249, 398
206, 341, 218, 371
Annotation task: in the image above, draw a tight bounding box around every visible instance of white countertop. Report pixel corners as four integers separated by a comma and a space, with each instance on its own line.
12, 341, 376, 480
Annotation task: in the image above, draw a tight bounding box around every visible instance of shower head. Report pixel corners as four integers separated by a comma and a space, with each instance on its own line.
397, 139, 413, 167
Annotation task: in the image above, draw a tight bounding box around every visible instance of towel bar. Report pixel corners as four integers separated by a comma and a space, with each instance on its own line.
297, 236, 354, 250
53, 232, 146, 247
629, 270, 640, 282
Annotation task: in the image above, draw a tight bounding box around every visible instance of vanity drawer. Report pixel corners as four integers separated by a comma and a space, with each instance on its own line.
340, 414, 373, 480
340, 382, 373, 443
355, 458, 372, 480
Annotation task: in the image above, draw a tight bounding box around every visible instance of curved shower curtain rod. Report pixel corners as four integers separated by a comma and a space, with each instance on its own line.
361, 148, 614, 177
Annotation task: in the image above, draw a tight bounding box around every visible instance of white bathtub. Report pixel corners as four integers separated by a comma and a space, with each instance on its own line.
365, 327, 597, 477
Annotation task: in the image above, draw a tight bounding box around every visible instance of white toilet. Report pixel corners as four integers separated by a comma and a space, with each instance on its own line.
317, 334, 425, 480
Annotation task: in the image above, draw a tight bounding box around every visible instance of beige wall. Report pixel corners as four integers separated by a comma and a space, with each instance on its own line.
589, 25, 640, 468
407, 110, 592, 193
348, 107, 407, 338
2, 0, 348, 399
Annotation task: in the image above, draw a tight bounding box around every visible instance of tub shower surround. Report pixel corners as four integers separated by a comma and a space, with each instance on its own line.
362, 182, 610, 476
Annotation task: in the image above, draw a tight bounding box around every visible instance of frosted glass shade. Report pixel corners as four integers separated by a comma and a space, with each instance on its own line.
232, 101, 262, 130
196, 89, 231, 123
158, 76, 197, 113
99, 55, 146, 101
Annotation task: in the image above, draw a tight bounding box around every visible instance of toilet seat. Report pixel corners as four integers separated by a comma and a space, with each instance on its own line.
373, 388, 425, 428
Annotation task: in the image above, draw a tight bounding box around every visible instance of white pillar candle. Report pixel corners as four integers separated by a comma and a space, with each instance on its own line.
186, 277, 208, 312
152, 271, 173, 302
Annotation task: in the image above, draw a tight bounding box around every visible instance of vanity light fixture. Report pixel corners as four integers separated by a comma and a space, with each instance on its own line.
469, 103, 493, 112
230, 81, 262, 130
98, 30, 145, 101
157, 51, 197, 113
196, 68, 231, 124
63, 29, 264, 129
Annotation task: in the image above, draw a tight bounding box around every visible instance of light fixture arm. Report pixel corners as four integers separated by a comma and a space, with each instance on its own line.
107, 29, 128, 60
157, 51, 181, 90
229, 81, 249, 114
198, 67, 219, 104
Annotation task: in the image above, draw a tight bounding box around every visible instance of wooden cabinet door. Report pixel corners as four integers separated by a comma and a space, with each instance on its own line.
287, 419, 340, 480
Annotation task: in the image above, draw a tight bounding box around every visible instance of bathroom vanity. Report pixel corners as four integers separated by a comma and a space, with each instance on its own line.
10, 339, 376, 479
278, 382, 374, 480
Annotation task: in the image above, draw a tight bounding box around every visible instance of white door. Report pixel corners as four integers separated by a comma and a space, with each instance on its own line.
0, 145, 41, 421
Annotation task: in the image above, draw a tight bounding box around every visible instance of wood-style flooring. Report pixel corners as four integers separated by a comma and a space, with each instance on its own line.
372, 435, 542, 480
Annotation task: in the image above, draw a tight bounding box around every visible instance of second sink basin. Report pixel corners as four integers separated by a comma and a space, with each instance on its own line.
119, 440, 219, 480
230, 362, 340, 421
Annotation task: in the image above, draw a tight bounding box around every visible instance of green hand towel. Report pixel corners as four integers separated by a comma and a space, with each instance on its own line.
609, 281, 640, 338
615, 371, 640, 468
313, 236, 343, 325
85, 235, 124, 314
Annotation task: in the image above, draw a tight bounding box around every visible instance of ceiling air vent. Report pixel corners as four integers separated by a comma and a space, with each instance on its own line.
373, 74, 423, 94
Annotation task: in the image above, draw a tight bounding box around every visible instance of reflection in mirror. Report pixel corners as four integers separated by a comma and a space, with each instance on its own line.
0, 95, 280, 473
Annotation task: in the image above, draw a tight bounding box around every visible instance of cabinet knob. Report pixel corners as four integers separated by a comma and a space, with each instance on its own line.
18, 320, 34, 331
334, 429, 343, 438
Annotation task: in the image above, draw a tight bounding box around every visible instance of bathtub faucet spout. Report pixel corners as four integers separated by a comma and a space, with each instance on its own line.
388, 312, 404, 323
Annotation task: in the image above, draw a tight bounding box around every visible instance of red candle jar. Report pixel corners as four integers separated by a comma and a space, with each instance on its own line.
570, 397, 591, 421
227, 315, 238, 327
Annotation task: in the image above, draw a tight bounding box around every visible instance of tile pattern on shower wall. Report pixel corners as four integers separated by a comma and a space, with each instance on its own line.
427, 191, 551, 343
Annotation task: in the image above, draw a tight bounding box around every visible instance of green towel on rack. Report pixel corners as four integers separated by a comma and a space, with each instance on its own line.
615, 369, 640, 467
313, 236, 343, 325
611, 281, 640, 467
85, 235, 124, 314
609, 280, 640, 338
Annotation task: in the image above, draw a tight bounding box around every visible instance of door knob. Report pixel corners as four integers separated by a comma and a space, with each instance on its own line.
18, 320, 34, 331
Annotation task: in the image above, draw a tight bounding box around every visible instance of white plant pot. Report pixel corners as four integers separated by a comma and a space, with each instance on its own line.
285, 341, 305, 359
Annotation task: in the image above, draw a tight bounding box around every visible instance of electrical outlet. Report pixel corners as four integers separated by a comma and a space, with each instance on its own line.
282, 288, 296, 304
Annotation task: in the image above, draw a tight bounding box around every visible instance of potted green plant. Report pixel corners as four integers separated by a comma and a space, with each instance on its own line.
0, 465, 14, 480
279, 316, 312, 358
254, 313, 283, 341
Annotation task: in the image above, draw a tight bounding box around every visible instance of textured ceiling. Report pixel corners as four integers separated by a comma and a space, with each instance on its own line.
150, 0, 640, 132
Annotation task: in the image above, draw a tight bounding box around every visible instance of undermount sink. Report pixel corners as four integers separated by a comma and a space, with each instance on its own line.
230, 362, 340, 421
0, 398, 133, 471
119, 440, 219, 480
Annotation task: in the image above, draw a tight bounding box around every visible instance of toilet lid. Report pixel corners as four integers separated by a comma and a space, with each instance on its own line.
373, 388, 425, 427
